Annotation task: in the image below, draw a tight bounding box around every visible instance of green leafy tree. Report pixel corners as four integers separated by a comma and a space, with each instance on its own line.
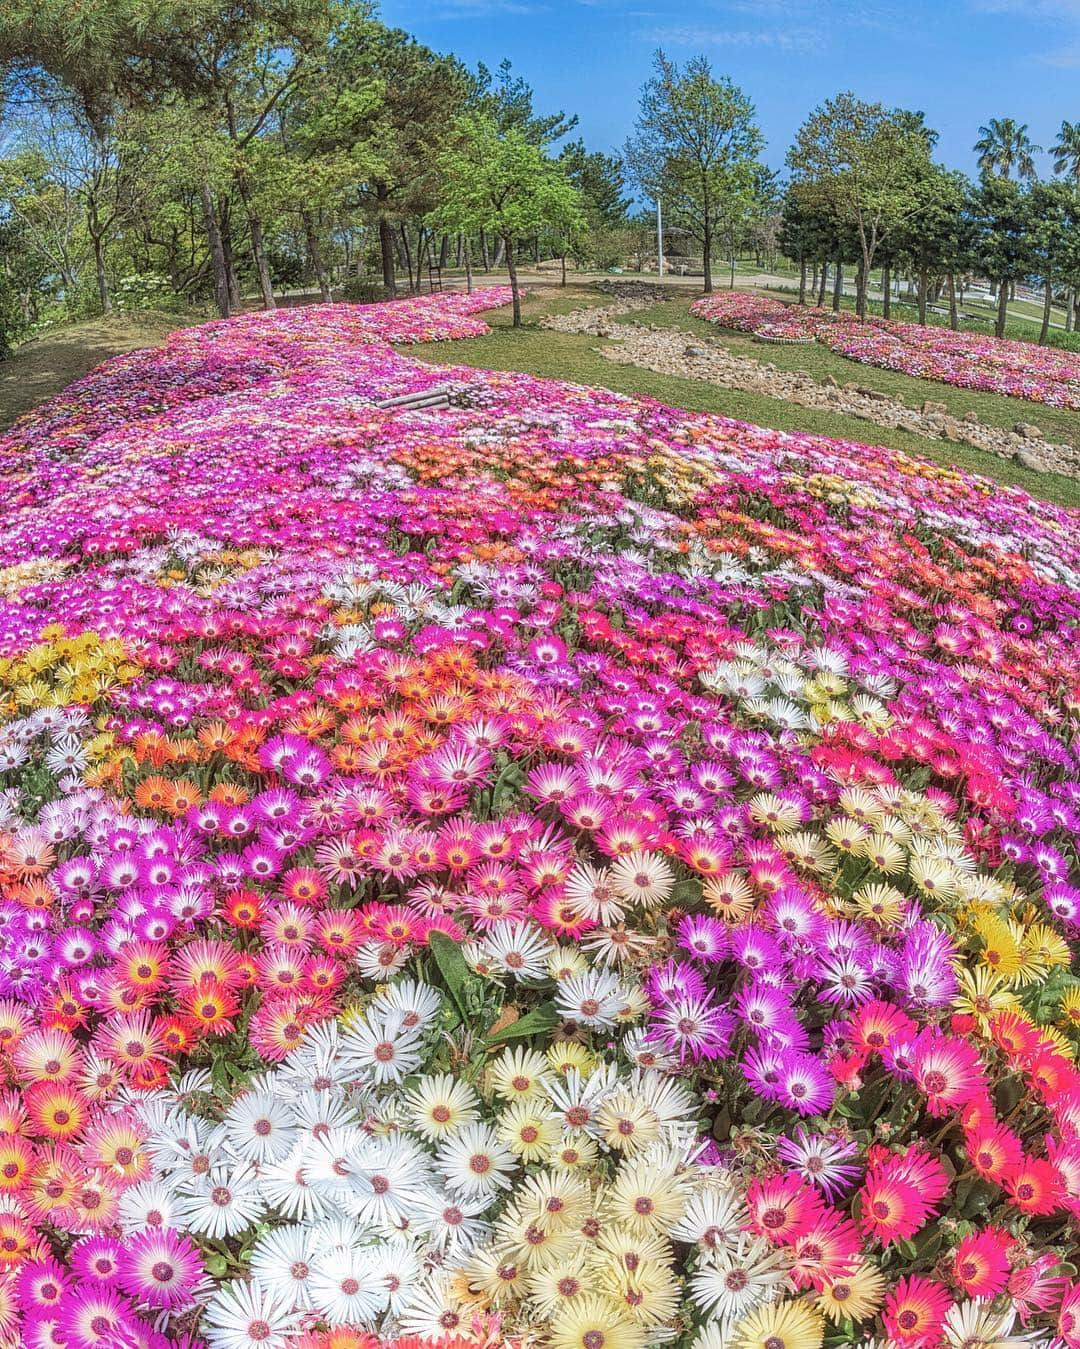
969, 176, 1037, 337
975, 117, 1041, 181
470, 59, 577, 145
304, 17, 468, 295
1028, 180, 1080, 344
787, 92, 939, 318
434, 115, 582, 326
895, 166, 970, 325
624, 51, 762, 294
1051, 120, 1080, 180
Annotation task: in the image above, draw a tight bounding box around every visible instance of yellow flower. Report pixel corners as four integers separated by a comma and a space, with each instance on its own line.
497, 1099, 562, 1162
954, 966, 1017, 1032
548, 1294, 645, 1349
733, 1299, 825, 1349
853, 883, 906, 927
816, 1263, 886, 1323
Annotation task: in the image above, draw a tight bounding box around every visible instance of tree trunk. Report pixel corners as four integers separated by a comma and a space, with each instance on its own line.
90, 232, 111, 315
464, 239, 472, 294
855, 259, 867, 319
561, 251, 567, 287
379, 215, 397, 295
1067, 287, 1075, 333
881, 267, 890, 319
199, 178, 230, 318
832, 261, 843, 312
234, 173, 274, 310
480, 228, 490, 271
399, 224, 414, 292
996, 281, 1009, 339
1039, 277, 1053, 345
918, 266, 928, 326
702, 220, 713, 294
798, 256, 807, 306
817, 262, 828, 307
505, 235, 521, 327
729, 247, 736, 290
534, 235, 541, 265
493, 236, 505, 268
947, 272, 959, 330
439, 234, 449, 269
220, 201, 242, 311
303, 213, 331, 302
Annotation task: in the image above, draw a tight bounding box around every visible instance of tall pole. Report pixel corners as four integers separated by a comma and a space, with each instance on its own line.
657, 199, 664, 277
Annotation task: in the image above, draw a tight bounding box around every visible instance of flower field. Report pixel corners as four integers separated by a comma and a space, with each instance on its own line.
691, 291, 1080, 411
0, 284, 1079, 1349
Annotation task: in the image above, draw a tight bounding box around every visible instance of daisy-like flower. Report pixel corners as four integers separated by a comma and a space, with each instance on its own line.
882, 1274, 953, 1348
219, 1087, 298, 1164
249, 1224, 320, 1311
201, 1279, 302, 1349
308, 1247, 384, 1324
548, 1293, 646, 1349
775, 1129, 861, 1202
404, 1074, 480, 1140
436, 1122, 517, 1199
556, 968, 629, 1028
690, 1233, 793, 1320
816, 1263, 886, 1324
498, 1097, 563, 1161
116, 1227, 205, 1311
606, 1153, 693, 1233
609, 851, 675, 908
350, 1133, 435, 1226
338, 1011, 423, 1086
481, 920, 554, 981
487, 1046, 551, 1102
731, 1298, 824, 1349
173, 1163, 265, 1239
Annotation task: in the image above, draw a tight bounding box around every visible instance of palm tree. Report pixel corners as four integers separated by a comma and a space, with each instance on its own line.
974, 117, 1041, 180
1051, 120, 1080, 180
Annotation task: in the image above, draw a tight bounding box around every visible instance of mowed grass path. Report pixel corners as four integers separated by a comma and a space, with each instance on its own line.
406, 288, 1080, 510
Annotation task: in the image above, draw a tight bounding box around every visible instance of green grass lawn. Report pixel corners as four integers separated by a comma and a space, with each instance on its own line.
403, 287, 1080, 510
0, 311, 193, 431
617, 297, 1080, 453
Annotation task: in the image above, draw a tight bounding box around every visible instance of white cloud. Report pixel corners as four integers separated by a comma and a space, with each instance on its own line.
639, 23, 822, 52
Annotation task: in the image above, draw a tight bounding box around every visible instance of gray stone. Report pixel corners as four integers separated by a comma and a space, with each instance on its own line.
684, 345, 708, 357
922, 399, 948, 415
1014, 422, 1044, 439
962, 410, 980, 424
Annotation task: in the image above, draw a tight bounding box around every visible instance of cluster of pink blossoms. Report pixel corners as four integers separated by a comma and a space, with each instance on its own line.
691, 290, 1080, 409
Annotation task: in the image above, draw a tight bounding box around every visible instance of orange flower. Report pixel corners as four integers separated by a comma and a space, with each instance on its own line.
133, 775, 172, 811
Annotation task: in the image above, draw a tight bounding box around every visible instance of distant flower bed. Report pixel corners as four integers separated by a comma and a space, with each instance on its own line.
692, 290, 1080, 409
0, 287, 1078, 1349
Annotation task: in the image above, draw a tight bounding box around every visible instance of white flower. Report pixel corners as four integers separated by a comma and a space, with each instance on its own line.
546, 1065, 618, 1137
480, 920, 553, 981
349, 1134, 436, 1227
609, 850, 675, 907
554, 968, 629, 1029
116, 1179, 179, 1233
397, 1275, 469, 1340
308, 1247, 385, 1325
371, 978, 442, 1031
562, 863, 626, 925
250, 1225, 320, 1311
281, 1020, 345, 1094
201, 1279, 302, 1349
260, 1143, 331, 1223
436, 1122, 517, 1199
219, 1089, 298, 1164
369, 1240, 423, 1313
173, 1164, 265, 1239
339, 1012, 423, 1086
689, 1233, 792, 1319
411, 1188, 492, 1254
670, 1179, 748, 1257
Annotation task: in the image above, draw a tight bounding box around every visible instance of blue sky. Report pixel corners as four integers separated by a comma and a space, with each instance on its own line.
379, 0, 1080, 180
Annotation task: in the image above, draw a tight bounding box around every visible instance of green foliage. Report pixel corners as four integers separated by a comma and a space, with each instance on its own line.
625, 50, 762, 289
